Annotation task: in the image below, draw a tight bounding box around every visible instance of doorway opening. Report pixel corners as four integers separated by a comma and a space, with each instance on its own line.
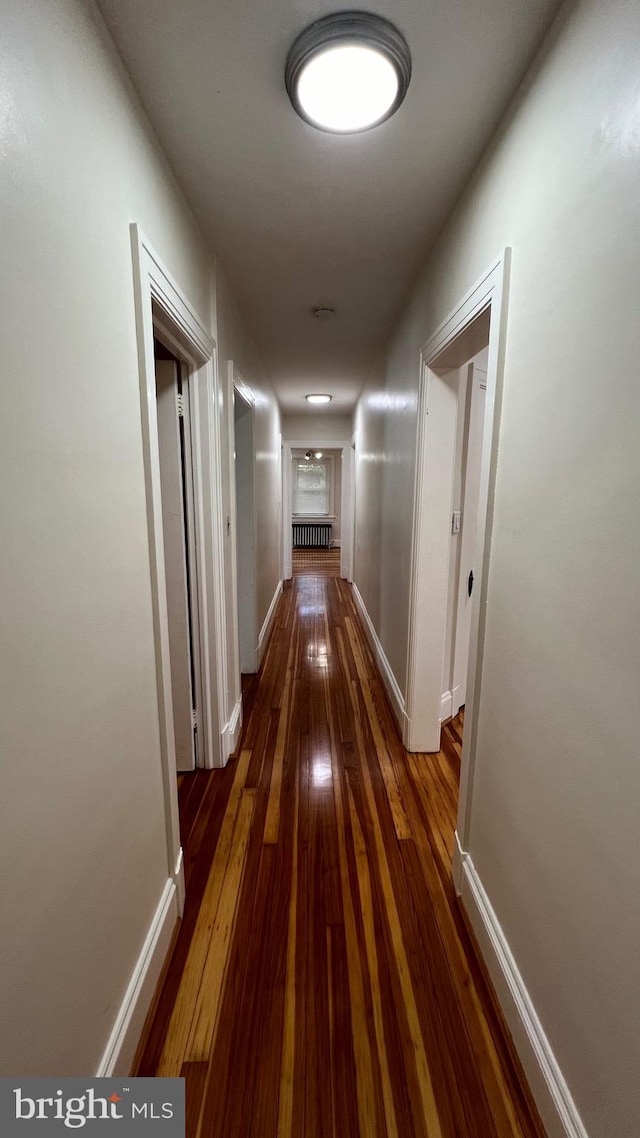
290, 447, 342, 577
282, 439, 355, 582
154, 339, 200, 773
405, 253, 510, 870
132, 225, 231, 917
441, 338, 489, 726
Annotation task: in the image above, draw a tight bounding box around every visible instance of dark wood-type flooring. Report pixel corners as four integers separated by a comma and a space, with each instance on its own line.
141, 574, 546, 1138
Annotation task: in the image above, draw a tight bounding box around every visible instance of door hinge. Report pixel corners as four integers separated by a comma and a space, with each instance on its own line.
177, 392, 185, 418
192, 708, 198, 731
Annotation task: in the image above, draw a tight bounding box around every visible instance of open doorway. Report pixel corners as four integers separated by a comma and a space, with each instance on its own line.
290, 447, 342, 576
405, 254, 509, 783
282, 438, 354, 581
132, 226, 230, 922
154, 340, 200, 772
441, 343, 489, 724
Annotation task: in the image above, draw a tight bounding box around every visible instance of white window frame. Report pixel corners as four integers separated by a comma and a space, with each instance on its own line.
292, 452, 335, 517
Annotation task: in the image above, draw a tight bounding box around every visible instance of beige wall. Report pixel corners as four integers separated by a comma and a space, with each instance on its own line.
0, 0, 278, 1077
353, 2, 640, 1135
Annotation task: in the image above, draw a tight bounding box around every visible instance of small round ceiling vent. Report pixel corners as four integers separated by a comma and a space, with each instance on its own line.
312, 305, 335, 319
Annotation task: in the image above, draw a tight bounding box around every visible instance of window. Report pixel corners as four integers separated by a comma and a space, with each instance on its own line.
293, 455, 333, 515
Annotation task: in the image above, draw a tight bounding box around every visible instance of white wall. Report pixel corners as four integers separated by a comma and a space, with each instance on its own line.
0, 0, 277, 1077
282, 411, 352, 441
353, 361, 409, 677
216, 264, 282, 642
234, 394, 257, 673
353, 2, 640, 1135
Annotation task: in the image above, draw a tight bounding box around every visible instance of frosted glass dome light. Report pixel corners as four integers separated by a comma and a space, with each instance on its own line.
286, 12, 411, 135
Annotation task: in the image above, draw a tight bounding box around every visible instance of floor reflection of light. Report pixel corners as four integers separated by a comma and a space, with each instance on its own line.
299, 605, 323, 616
305, 645, 329, 669
312, 757, 333, 787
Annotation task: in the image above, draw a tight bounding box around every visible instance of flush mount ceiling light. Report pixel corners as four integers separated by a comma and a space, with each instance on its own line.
314, 451, 323, 459
306, 393, 332, 404
285, 11, 411, 134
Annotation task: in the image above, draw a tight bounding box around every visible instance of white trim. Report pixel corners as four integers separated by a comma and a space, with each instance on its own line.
456, 842, 589, 1138
282, 439, 355, 582
352, 583, 407, 733
405, 252, 511, 883
96, 878, 179, 1077
441, 685, 463, 723
189, 345, 229, 769
257, 579, 283, 667
452, 830, 465, 893
174, 846, 185, 916
131, 224, 229, 797
440, 690, 453, 721
292, 452, 336, 517
222, 696, 243, 758
225, 363, 243, 721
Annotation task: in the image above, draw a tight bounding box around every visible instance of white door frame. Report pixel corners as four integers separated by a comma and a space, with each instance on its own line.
130, 225, 230, 909
282, 439, 354, 581
405, 250, 511, 858
154, 355, 198, 772
449, 354, 488, 720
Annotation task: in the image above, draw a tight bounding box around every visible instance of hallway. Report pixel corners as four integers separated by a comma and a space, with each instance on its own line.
138, 573, 544, 1138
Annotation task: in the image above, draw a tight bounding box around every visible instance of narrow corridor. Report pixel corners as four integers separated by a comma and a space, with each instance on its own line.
138, 574, 545, 1138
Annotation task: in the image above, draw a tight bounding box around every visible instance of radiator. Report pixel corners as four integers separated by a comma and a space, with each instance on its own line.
292, 522, 332, 549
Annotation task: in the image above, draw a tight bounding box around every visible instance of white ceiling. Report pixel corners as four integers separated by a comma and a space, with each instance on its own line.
97, 0, 562, 414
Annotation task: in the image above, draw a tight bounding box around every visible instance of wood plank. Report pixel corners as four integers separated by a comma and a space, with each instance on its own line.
186, 788, 256, 1063
138, 573, 547, 1138
156, 753, 253, 1075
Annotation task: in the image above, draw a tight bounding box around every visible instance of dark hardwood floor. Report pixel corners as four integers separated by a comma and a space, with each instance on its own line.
137, 574, 546, 1138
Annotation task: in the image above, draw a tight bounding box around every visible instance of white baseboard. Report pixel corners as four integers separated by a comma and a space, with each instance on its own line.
221, 696, 243, 762
174, 846, 185, 917
351, 583, 407, 733
455, 837, 589, 1138
257, 579, 283, 667
96, 877, 179, 1077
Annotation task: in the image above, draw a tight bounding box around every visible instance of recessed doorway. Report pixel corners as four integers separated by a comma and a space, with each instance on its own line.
405, 249, 510, 843
154, 340, 200, 772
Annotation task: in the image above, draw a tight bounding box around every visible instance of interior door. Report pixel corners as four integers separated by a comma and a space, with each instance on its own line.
451, 352, 487, 715
155, 356, 197, 771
